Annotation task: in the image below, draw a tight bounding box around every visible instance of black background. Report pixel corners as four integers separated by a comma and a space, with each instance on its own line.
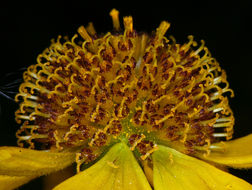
0, 1, 251, 189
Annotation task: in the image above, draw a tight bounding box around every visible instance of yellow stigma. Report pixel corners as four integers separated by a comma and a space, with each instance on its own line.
15, 9, 234, 169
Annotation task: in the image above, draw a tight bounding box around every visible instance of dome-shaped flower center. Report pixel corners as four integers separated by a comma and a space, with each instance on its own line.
15, 9, 234, 169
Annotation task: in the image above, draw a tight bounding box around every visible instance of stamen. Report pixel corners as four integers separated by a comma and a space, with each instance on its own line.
191, 40, 205, 56
15, 114, 35, 122
182, 35, 197, 51
20, 100, 38, 111
90, 104, 101, 122
18, 136, 32, 140
20, 82, 50, 94
30, 110, 51, 118
140, 144, 158, 160
86, 22, 96, 36
110, 9, 120, 31
213, 107, 224, 113
91, 75, 102, 94
76, 153, 84, 173
105, 74, 124, 87
152, 95, 170, 104
209, 145, 223, 151
213, 76, 222, 85
139, 101, 147, 122
210, 91, 222, 101
215, 117, 233, 123
156, 21, 170, 42
54, 130, 64, 150
18, 134, 48, 140
155, 112, 173, 125
15, 93, 38, 101
78, 26, 93, 42
123, 16, 133, 35
130, 134, 145, 151
121, 79, 137, 93
118, 97, 127, 118
161, 70, 175, 89
213, 133, 228, 138
26, 69, 39, 80
213, 122, 233, 128
180, 123, 190, 143
88, 129, 107, 147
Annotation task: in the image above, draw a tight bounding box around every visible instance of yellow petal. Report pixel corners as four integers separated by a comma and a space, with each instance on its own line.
198, 134, 252, 168
0, 175, 35, 190
0, 146, 76, 176
153, 145, 252, 190
54, 142, 152, 190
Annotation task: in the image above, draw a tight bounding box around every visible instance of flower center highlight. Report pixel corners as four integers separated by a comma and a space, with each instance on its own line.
14, 9, 234, 171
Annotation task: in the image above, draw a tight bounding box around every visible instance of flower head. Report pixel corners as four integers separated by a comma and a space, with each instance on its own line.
0, 9, 251, 190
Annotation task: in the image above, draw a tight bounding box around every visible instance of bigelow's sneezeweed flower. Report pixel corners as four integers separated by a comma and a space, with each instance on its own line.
0, 9, 252, 190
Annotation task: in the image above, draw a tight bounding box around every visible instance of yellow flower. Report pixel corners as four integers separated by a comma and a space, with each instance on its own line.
0, 9, 252, 190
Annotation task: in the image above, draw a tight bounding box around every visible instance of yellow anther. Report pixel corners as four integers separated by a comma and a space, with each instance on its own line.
123, 16, 133, 33
156, 21, 170, 41
86, 22, 96, 36
78, 26, 93, 42
110, 9, 120, 31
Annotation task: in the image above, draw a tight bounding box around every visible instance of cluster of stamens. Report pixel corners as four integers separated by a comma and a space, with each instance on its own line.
15, 9, 234, 171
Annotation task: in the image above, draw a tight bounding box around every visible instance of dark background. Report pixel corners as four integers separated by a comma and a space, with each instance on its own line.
0, 1, 251, 189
